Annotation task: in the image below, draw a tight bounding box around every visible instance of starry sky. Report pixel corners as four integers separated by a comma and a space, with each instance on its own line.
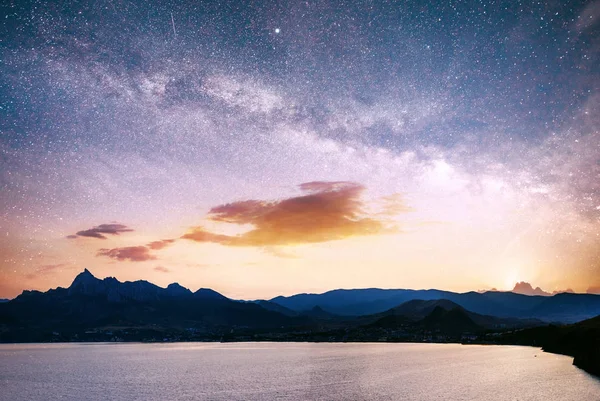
1, 0, 599, 299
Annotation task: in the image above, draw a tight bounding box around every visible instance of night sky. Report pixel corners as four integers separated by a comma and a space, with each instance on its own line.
1, 0, 599, 299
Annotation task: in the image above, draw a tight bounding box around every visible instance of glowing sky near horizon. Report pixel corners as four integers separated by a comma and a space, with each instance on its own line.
1, 0, 599, 299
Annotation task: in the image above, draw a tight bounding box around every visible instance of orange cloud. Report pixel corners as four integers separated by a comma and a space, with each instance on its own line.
182, 181, 399, 247
181, 228, 231, 243
147, 239, 176, 250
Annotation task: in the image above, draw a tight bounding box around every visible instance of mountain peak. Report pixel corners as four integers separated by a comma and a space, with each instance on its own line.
69, 268, 103, 295
194, 288, 227, 300
166, 283, 192, 296
71, 268, 97, 284
421, 305, 479, 332
512, 281, 551, 296
388, 299, 464, 317
300, 305, 336, 318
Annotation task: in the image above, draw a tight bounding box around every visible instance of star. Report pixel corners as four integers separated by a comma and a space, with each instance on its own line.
0, 0, 598, 298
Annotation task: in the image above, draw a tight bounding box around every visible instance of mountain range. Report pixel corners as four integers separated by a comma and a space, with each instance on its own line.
269, 287, 600, 323
2, 269, 599, 377
0, 269, 553, 340
2, 270, 600, 325
0, 269, 315, 342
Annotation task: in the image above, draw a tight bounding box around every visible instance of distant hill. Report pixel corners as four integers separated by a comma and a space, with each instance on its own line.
364, 301, 481, 333
269, 288, 600, 323
384, 299, 464, 319
363, 299, 541, 330
299, 306, 338, 319
420, 306, 480, 333
512, 281, 551, 296
511, 281, 574, 297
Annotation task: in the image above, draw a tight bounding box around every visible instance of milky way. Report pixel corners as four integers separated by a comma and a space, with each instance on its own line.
1, 0, 599, 298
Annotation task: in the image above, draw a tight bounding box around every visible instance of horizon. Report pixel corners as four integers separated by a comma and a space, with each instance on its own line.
2, 0, 599, 300
3, 267, 597, 301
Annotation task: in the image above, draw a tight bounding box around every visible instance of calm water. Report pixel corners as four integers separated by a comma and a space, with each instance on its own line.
0, 342, 598, 400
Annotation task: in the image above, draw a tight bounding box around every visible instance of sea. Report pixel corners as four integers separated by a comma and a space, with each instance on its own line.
0, 342, 598, 400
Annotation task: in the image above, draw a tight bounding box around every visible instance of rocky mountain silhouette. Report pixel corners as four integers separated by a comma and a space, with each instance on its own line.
0, 269, 598, 378
270, 288, 600, 323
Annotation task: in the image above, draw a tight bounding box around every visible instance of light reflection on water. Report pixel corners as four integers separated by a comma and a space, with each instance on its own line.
0, 342, 598, 400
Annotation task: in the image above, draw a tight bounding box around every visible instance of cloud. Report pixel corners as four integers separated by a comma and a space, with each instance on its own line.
70, 223, 134, 240
154, 266, 170, 273
181, 228, 231, 243
97, 246, 156, 262
94, 239, 175, 263
147, 239, 176, 250
512, 281, 551, 296
182, 181, 398, 247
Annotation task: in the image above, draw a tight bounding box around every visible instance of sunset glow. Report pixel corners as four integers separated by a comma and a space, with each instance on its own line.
1, 0, 599, 300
